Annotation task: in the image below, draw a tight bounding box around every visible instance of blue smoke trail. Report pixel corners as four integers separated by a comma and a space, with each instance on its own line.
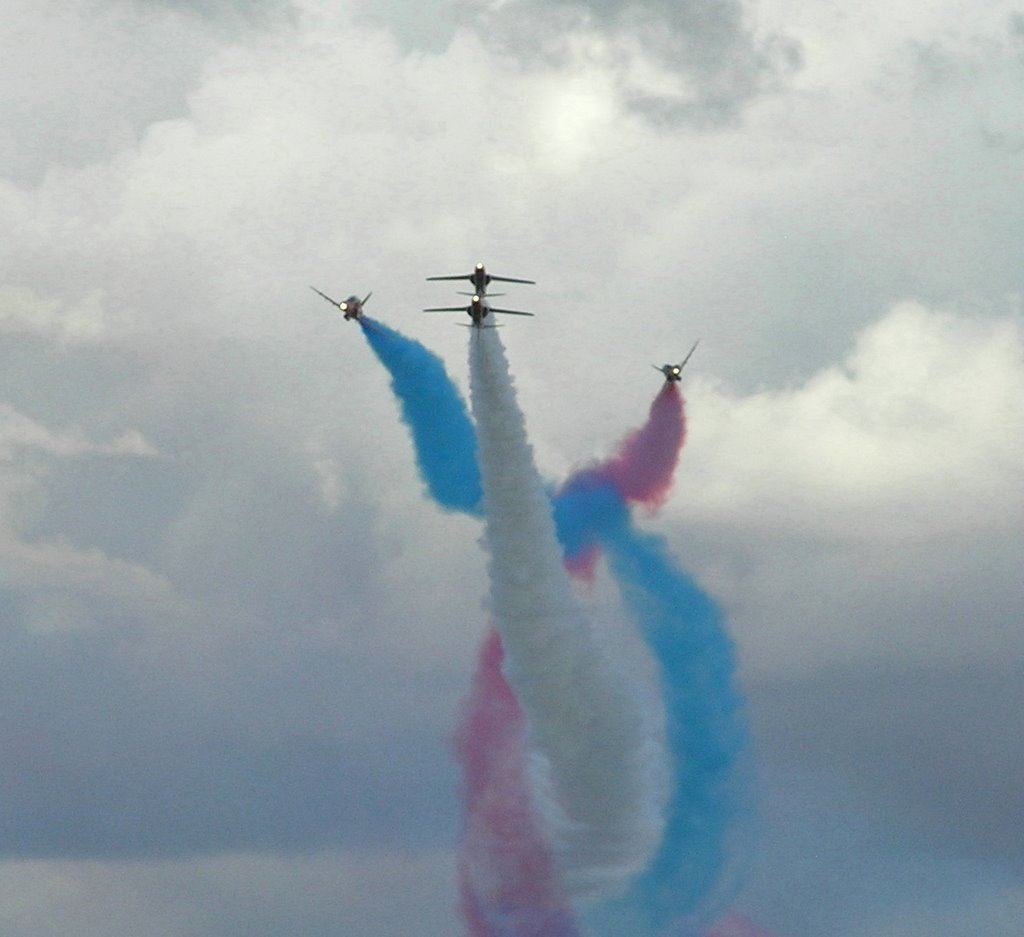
570, 482, 749, 937
359, 317, 482, 515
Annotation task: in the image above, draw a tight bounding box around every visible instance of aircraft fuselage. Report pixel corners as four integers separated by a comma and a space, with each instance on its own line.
339, 296, 363, 320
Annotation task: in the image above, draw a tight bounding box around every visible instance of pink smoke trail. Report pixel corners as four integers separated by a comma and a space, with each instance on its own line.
455, 629, 581, 937
558, 381, 685, 578
597, 381, 685, 507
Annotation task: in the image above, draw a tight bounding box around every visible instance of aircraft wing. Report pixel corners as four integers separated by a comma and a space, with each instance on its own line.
489, 308, 534, 317
310, 286, 341, 305
423, 305, 470, 312
490, 275, 536, 285
678, 339, 700, 368
425, 274, 468, 282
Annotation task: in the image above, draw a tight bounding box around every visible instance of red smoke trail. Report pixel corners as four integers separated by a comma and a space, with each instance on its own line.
455, 629, 580, 937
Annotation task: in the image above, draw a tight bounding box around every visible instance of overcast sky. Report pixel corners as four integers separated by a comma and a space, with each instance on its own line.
1, 0, 1022, 934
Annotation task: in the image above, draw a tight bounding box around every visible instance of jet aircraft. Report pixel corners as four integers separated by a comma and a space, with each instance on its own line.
310, 286, 371, 320
423, 294, 533, 327
426, 262, 535, 296
654, 340, 700, 381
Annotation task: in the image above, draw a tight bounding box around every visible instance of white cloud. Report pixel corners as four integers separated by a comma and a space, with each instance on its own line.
683, 302, 1024, 541
659, 303, 1024, 675
0, 537, 178, 630
0, 850, 458, 937
0, 287, 114, 345
0, 394, 168, 630
0, 402, 157, 459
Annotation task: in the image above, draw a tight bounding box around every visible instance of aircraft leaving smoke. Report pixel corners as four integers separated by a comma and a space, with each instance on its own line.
355, 313, 753, 936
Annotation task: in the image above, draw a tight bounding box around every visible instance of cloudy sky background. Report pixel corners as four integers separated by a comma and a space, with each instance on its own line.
1, 0, 1022, 934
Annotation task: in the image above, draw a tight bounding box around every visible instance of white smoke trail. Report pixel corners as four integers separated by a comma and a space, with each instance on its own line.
468, 327, 662, 899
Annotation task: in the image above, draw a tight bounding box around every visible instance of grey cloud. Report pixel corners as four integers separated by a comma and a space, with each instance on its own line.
0, 316, 472, 862
351, 0, 461, 54
678, 517, 1024, 682
748, 664, 1024, 875
455, 0, 802, 123
735, 757, 1024, 937
901, 17, 1024, 153
26, 454, 187, 566
0, 689, 457, 859
140, 0, 292, 20
0, 568, 462, 859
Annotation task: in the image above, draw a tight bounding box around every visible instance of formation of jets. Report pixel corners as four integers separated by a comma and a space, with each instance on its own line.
424, 263, 535, 327
310, 263, 698, 380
